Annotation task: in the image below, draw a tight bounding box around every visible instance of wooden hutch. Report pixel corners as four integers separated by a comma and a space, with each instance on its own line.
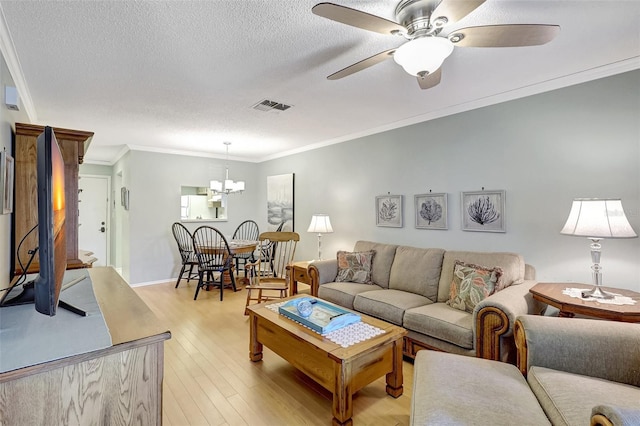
13, 123, 94, 274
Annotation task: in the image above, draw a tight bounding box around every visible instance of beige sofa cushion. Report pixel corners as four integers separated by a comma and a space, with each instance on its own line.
353, 289, 432, 326
389, 246, 445, 301
404, 303, 474, 349
353, 241, 398, 288
411, 351, 551, 426
528, 366, 640, 426
437, 251, 525, 303
317, 282, 384, 310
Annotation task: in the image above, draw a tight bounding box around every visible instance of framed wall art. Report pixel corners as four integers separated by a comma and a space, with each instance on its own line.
121, 186, 130, 211
267, 173, 294, 231
415, 193, 447, 230
1, 150, 14, 214
461, 190, 505, 232
376, 194, 403, 227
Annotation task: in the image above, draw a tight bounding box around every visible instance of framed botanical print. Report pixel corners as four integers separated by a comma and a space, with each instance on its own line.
376, 195, 403, 227
461, 190, 505, 232
415, 193, 447, 230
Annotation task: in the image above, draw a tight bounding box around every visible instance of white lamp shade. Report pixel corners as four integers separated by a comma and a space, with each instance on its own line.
560, 198, 637, 238
307, 214, 333, 234
393, 36, 454, 76
210, 180, 223, 192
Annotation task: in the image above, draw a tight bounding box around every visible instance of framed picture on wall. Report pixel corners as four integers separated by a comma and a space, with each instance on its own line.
121, 186, 130, 211
267, 173, 294, 231
415, 193, 447, 230
1, 150, 14, 215
461, 190, 505, 232
376, 195, 403, 227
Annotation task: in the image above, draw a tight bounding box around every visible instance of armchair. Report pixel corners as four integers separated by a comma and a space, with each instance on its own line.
410, 315, 639, 426
515, 315, 640, 425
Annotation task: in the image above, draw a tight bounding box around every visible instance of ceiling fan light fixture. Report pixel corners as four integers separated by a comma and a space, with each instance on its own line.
393, 36, 454, 76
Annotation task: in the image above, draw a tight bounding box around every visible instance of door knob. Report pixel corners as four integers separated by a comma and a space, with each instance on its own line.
100, 227, 106, 233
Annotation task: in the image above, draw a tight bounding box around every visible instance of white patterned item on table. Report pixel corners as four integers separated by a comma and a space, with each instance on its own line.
266, 301, 386, 348
562, 288, 637, 306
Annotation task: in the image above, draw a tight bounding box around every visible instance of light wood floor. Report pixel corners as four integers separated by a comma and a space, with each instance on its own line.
134, 279, 414, 426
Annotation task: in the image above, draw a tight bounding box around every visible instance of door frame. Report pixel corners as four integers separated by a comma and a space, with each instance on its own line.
79, 173, 111, 266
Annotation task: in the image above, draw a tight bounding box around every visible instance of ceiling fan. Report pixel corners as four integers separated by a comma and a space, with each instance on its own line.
312, 0, 560, 89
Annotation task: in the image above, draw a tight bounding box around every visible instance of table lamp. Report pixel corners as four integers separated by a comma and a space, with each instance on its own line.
560, 198, 637, 299
307, 214, 333, 260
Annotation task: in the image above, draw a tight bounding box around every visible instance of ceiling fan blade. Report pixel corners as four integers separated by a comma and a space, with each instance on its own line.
449, 24, 561, 47
328, 48, 396, 80
431, 0, 486, 25
312, 2, 406, 35
417, 68, 442, 89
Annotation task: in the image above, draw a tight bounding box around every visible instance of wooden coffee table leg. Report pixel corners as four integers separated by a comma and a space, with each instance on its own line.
385, 339, 404, 398
249, 313, 263, 362
332, 361, 353, 426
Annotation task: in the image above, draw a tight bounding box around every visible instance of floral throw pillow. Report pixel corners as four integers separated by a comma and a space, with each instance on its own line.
336, 250, 375, 284
446, 261, 503, 313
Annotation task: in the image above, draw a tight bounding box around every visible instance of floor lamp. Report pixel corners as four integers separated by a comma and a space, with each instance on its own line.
560, 198, 637, 299
307, 214, 333, 260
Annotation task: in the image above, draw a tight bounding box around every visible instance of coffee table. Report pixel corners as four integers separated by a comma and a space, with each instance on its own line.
247, 296, 407, 426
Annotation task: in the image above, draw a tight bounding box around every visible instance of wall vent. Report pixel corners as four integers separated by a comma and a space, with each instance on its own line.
252, 99, 292, 112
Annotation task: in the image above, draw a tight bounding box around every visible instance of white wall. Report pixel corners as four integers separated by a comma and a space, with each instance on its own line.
260, 70, 640, 291
0, 53, 31, 289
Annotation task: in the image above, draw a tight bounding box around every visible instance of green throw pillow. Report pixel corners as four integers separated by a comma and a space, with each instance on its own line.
446, 261, 503, 313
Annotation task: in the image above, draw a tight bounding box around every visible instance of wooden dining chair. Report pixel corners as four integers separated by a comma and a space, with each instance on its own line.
171, 222, 199, 288
231, 220, 259, 277
244, 231, 299, 315
192, 226, 236, 301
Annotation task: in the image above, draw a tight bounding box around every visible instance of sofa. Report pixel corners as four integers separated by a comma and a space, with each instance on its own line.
308, 240, 544, 361
410, 315, 640, 425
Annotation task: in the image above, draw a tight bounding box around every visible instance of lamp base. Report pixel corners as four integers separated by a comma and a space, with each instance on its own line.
581, 285, 614, 300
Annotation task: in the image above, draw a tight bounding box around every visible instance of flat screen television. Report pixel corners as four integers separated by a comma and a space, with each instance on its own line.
0, 126, 74, 316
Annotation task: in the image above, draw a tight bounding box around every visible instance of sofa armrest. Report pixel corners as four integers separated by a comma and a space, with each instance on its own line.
591, 405, 640, 426
473, 280, 544, 360
514, 315, 640, 386
308, 259, 338, 296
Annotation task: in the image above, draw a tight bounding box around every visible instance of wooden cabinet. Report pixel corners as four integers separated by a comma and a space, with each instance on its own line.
13, 123, 94, 274
0, 267, 170, 424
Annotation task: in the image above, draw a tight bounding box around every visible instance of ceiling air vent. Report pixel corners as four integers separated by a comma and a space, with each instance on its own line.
252, 99, 292, 112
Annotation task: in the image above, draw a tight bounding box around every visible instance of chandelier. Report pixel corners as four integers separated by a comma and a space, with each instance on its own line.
210, 142, 245, 195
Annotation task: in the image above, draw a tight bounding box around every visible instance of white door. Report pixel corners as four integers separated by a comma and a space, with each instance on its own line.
78, 175, 110, 266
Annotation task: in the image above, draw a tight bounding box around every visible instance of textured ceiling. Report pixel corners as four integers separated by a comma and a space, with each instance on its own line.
0, 0, 638, 164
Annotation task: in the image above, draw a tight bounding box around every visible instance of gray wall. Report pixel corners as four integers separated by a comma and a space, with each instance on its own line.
17, 70, 637, 293
260, 70, 640, 291
124, 150, 260, 284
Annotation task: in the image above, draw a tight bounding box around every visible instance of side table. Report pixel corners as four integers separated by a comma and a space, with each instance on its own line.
290, 261, 312, 296
529, 282, 640, 323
